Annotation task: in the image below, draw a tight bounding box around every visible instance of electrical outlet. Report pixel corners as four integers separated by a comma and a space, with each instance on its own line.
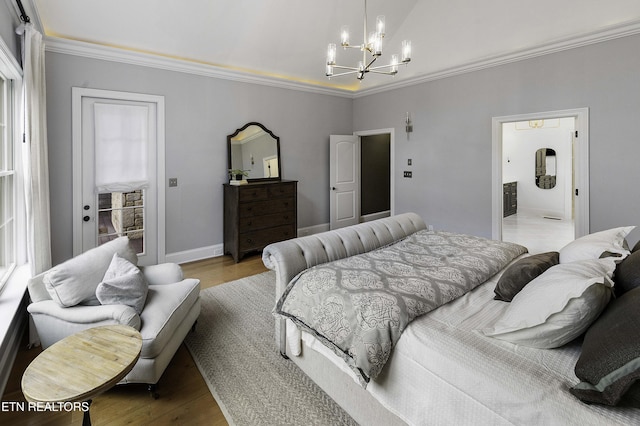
168, 178, 178, 187
403, 171, 412, 178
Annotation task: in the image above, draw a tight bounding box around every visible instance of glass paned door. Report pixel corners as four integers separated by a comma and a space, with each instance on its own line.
73, 88, 162, 266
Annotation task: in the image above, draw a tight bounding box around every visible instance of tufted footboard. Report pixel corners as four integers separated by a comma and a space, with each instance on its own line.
262, 212, 426, 354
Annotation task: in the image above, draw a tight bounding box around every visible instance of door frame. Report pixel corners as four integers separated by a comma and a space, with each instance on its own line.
354, 127, 395, 218
71, 87, 166, 262
491, 108, 589, 241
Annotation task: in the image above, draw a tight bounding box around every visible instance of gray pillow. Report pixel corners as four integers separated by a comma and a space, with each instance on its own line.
571, 286, 640, 406
494, 252, 559, 302
613, 250, 640, 297
43, 236, 138, 307
96, 253, 148, 314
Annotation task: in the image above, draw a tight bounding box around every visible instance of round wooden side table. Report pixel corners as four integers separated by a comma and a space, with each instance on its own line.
22, 324, 142, 426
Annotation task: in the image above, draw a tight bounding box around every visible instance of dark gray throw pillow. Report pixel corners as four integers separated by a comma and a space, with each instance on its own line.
571, 286, 640, 406
494, 251, 559, 302
614, 250, 640, 297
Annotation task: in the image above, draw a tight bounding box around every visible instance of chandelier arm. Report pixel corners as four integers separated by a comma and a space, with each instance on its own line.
329, 69, 361, 78
367, 63, 406, 71
364, 56, 377, 71
368, 70, 398, 75
332, 65, 360, 71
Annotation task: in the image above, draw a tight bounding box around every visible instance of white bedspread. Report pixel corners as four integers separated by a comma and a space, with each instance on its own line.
295, 263, 640, 425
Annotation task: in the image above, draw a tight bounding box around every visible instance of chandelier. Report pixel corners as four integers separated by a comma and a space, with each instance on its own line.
326, 0, 412, 80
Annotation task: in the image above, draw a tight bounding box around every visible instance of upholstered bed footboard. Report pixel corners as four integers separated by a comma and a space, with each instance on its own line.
262, 212, 426, 353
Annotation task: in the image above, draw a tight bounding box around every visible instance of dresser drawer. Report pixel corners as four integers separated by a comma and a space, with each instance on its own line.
239, 212, 295, 231
268, 182, 296, 198
239, 197, 295, 217
239, 225, 296, 251
238, 186, 268, 202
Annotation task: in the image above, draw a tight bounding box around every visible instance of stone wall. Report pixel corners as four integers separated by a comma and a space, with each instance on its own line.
111, 190, 144, 239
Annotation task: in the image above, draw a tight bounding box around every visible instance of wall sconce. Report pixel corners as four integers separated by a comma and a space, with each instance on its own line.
405, 112, 413, 139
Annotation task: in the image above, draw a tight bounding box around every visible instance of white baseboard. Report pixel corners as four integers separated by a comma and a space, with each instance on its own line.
297, 223, 330, 237
165, 244, 224, 265
360, 211, 391, 222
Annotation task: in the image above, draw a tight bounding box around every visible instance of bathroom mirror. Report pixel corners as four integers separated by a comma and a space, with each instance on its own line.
227, 122, 281, 181
535, 148, 556, 189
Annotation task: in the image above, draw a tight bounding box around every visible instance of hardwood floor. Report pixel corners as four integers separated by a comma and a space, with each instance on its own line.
0, 254, 268, 426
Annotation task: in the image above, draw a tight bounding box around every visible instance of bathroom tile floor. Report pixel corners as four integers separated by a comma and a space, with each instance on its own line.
502, 212, 574, 254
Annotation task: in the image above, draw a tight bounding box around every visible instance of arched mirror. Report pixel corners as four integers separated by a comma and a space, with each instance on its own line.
535, 148, 556, 189
227, 122, 281, 182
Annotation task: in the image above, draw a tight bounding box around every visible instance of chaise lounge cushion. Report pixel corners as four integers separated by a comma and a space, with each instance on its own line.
43, 237, 138, 307
139, 278, 201, 359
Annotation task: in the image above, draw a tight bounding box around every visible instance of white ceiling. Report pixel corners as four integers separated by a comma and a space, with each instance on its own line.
29, 0, 640, 94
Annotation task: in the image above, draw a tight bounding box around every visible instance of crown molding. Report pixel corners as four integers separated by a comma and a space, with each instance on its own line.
43, 17, 640, 100
44, 36, 355, 98
354, 18, 640, 98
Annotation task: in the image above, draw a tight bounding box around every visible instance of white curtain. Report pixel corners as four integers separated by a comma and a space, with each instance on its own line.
17, 23, 51, 277
94, 103, 149, 192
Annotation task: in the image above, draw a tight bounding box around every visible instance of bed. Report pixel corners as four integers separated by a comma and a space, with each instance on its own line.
262, 213, 640, 425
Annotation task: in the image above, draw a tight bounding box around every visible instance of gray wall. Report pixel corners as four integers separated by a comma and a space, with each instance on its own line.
0, 1, 21, 62
45, 53, 352, 264
354, 34, 640, 246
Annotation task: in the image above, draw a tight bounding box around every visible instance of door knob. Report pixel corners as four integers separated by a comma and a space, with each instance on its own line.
83, 216, 90, 222
83, 205, 90, 210
331, 187, 337, 191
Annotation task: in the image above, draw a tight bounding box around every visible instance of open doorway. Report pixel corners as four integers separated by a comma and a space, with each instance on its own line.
492, 108, 590, 253
360, 133, 391, 221
354, 128, 395, 223
501, 118, 575, 253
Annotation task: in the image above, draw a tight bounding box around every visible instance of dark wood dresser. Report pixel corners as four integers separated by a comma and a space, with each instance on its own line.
224, 180, 297, 262
503, 181, 517, 217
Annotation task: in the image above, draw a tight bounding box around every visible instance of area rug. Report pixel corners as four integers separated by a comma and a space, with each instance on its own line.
184, 271, 357, 426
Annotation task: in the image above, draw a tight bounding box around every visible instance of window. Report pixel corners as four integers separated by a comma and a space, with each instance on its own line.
0, 71, 16, 291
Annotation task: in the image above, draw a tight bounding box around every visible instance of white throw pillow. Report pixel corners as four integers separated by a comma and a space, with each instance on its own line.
96, 253, 148, 314
559, 226, 634, 264
43, 237, 138, 307
483, 258, 615, 349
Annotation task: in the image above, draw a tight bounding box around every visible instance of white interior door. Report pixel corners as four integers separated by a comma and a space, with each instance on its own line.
330, 135, 360, 229
72, 88, 165, 266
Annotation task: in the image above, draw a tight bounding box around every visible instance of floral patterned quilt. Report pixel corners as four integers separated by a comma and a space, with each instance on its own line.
275, 230, 527, 386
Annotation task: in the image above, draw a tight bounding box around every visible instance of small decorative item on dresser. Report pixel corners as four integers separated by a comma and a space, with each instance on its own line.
229, 169, 249, 186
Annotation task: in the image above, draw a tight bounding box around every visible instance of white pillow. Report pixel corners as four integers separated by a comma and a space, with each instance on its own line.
96, 253, 148, 314
43, 237, 138, 307
559, 226, 634, 264
483, 258, 615, 348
